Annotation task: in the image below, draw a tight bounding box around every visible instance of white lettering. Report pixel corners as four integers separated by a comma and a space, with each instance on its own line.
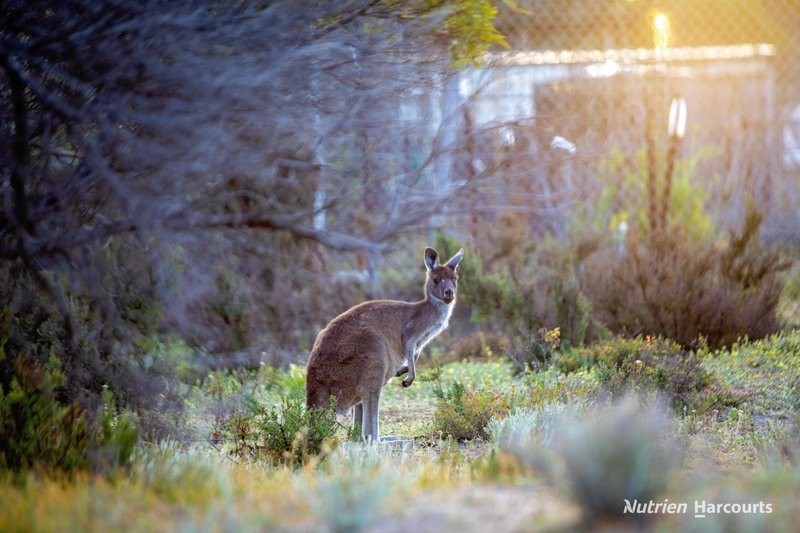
623, 499, 636, 514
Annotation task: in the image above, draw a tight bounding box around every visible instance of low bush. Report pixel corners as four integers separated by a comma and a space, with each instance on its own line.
431, 379, 512, 441
582, 207, 788, 350
0, 356, 137, 481
508, 326, 562, 373
569, 335, 740, 413
557, 397, 685, 521
237, 395, 338, 466
702, 330, 800, 419
488, 402, 573, 454
521, 366, 600, 409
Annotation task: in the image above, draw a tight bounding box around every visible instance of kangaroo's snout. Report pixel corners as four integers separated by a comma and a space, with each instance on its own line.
443, 287, 454, 302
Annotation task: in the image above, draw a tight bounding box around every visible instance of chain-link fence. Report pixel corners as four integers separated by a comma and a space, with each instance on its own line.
406, 1, 800, 244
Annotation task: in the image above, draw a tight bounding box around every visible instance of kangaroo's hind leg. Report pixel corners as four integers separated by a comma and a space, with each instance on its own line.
361, 389, 381, 443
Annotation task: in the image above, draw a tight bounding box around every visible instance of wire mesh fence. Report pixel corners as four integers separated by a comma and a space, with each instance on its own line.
409, 0, 800, 244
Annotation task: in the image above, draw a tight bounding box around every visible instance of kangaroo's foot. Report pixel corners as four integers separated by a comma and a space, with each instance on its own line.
379, 435, 413, 443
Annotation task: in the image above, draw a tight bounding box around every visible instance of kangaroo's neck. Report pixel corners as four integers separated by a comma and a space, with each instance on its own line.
407, 296, 454, 350
422, 295, 454, 323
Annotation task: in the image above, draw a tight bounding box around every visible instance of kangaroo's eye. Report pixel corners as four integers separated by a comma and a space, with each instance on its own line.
433, 278, 440, 284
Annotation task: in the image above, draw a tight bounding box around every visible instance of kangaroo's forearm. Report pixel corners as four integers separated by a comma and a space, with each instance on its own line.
402, 349, 415, 387
395, 365, 409, 377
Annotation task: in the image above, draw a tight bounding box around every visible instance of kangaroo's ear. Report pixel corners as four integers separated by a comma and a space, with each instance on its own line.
424, 247, 439, 272
445, 248, 464, 269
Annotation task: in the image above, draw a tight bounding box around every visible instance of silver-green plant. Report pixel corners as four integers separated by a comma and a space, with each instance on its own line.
296, 443, 404, 533
488, 400, 592, 475
488, 402, 569, 452
133, 441, 233, 505
556, 396, 685, 519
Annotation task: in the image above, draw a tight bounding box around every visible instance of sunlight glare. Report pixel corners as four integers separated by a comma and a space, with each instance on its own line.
652, 12, 670, 49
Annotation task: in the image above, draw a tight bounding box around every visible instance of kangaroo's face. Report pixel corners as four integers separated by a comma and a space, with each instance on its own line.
423, 247, 464, 305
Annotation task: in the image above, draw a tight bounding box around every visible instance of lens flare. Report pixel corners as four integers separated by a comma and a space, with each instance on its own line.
652, 12, 670, 49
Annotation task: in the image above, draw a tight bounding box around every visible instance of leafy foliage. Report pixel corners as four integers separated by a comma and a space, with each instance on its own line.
232, 395, 339, 466
431, 379, 512, 440
435, 0, 510, 67
567, 335, 741, 413
0, 356, 137, 481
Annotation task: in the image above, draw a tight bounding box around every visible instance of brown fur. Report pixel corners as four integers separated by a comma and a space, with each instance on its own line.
305, 247, 463, 441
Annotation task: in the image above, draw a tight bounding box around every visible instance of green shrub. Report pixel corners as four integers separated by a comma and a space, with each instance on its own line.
521, 366, 600, 408
488, 402, 574, 454
573, 336, 740, 414
508, 326, 562, 373
94, 388, 138, 472
431, 379, 511, 441
0, 356, 137, 481
592, 146, 715, 241
500, 397, 684, 522
0, 243, 168, 412
261, 363, 307, 399
204, 363, 339, 465
702, 331, 800, 419
240, 395, 338, 466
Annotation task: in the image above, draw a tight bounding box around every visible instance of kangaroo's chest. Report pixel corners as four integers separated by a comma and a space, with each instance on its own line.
413, 305, 453, 354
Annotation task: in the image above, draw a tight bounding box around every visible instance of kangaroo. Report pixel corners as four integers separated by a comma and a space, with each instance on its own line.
306, 246, 464, 442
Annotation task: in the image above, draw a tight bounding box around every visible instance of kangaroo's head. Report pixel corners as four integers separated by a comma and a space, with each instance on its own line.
423, 247, 464, 305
